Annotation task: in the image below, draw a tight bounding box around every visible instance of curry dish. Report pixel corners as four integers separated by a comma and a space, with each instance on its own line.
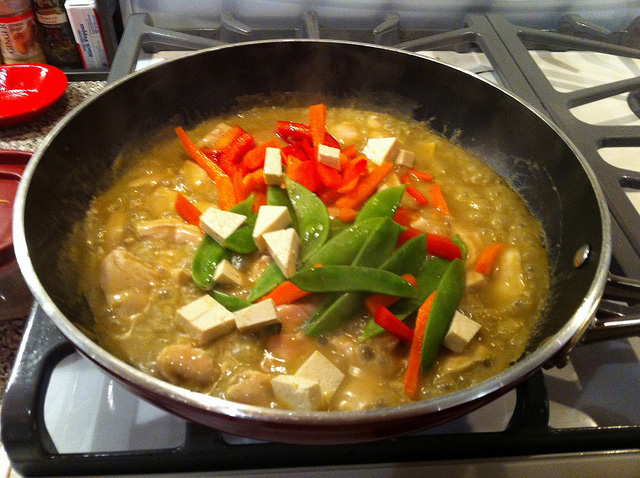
66, 101, 550, 411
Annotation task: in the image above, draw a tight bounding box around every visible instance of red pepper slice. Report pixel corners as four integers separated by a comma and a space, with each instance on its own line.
373, 306, 414, 343
427, 233, 462, 260
277, 121, 340, 149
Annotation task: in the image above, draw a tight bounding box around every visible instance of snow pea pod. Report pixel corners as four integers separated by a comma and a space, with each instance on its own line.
355, 185, 406, 223
224, 194, 258, 254
209, 289, 251, 311
361, 254, 450, 339
267, 185, 298, 231
191, 235, 227, 290
420, 258, 466, 371
285, 177, 330, 262
247, 262, 287, 302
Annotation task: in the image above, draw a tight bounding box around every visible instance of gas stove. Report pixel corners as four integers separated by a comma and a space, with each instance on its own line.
3, 9, 640, 477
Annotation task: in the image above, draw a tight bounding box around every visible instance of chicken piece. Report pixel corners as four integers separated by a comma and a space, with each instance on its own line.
146, 187, 179, 217
224, 370, 274, 407
488, 247, 526, 306
135, 218, 204, 245
99, 247, 161, 311
156, 344, 220, 388
437, 344, 490, 377
102, 209, 128, 249
330, 121, 359, 145
180, 160, 215, 191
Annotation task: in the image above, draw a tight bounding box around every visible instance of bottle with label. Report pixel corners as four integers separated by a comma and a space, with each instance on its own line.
0, 0, 46, 64
31, 0, 82, 68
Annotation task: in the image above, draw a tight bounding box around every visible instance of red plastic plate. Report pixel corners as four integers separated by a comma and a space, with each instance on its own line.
0, 63, 67, 127
0, 150, 30, 262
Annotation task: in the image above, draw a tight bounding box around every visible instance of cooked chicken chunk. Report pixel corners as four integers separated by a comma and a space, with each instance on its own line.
156, 344, 220, 388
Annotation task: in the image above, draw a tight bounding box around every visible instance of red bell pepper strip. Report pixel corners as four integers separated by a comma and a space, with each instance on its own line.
175, 126, 237, 210
341, 144, 359, 159
175, 192, 202, 227
220, 130, 255, 165
407, 168, 433, 182
286, 155, 322, 192
242, 138, 279, 171
374, 306, 414, 343
277, 121, 340, 149
400, 173, 429, 206
335, 162, 394, 210
315, 159, 343, 189
427, 233, 462, 260
393, 208, 418, 227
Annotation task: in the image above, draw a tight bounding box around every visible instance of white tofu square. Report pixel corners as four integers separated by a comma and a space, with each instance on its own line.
252, 205, 292, 252
362, 137, 401, 165
317, 144, 341, 170
213, 259, 244, 286
263, 228, 299, 278
264, 147, 283, 185
176, 295, 236, 345
271, 375, 323, 411
197, 122, 231, 148
395, 149, 415, 167
443, 311, 482, 353
233, 298, 280, 332
200, 207, 246, 245
295, 351, 345, 401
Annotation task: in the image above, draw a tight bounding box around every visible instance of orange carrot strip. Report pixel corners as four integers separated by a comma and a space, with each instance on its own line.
260, 280, 311, 306
430, 184, 450, 216
335, 162, 394, 210
393, 208, 418, 227
341, 144, 358, 159
309, 104, 327, 149
407, 168, 433, 182
400, 173, 429, 206
252, 191, 267, 213
365, 274, 418, 316
474, 242, 505, 275
175, 126, 237, 210
404, 291, 436, 400
175, 192, 202, 227
338, 207, 358, 223
242, 138, 280, 171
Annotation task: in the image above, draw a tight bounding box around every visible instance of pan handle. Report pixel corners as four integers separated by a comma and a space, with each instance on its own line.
581, 273, 640, 343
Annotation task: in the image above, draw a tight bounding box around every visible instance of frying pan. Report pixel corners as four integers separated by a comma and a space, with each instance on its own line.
10, 40, 620, 443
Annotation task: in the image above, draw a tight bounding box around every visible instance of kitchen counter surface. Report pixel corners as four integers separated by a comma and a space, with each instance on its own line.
0, 80, 106, 401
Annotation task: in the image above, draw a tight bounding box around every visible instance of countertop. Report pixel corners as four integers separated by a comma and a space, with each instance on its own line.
0, 80, 106, 400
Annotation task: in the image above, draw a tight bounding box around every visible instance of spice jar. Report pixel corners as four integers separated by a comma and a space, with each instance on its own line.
31, 0, 82, 68
0, 0, 46, 64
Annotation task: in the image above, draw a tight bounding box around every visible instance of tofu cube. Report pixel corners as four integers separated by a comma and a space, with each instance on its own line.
443, 311, 482, 353
271, 375, 323, 411
295, 351, 345, 402
233, 298, 280, 332
213, 259, 244, 286
362, 137, 401, 165
197, 122, 231, 148
200, 207, 246, 245
317, 144, 341, 170
176, 295, 236, 345
263, 228, 299, 278
395, 149, 415, 168
252, 205, 291, 252
264, 147, 283, 185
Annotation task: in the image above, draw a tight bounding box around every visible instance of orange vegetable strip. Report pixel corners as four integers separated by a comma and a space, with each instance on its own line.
309, 103, 327, 149
393, 208, 418, 227
335, 162, 394, 210
474, 242, 505, 275
400, 174, 429, 206
242, 138, 280, 171
430, 183, 450, 216
252, 191, 267, 213
404, 291, 436, 400
339, 207, 358, 223
341, 144, 358, 159
175, 126, 237, 210
365, 274, 418, 315
336, 175, 360, 194
212, 125, 243, 151
407, 168, 433, 182
259, 280, 311, 306
175, 192, 202, 227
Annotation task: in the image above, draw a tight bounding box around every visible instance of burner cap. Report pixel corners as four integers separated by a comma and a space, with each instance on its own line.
0, 150, 30, 265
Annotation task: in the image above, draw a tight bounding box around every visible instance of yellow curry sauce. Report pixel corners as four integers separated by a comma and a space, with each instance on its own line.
66, 103, 550, 411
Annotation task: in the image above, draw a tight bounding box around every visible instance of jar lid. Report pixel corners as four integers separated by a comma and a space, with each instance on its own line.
0, 150, 30, 266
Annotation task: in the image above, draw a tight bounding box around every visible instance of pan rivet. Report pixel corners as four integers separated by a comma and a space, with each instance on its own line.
573, 245, 590, 268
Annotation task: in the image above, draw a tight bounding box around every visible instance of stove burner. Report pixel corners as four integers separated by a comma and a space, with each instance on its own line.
628, 89, 640, 120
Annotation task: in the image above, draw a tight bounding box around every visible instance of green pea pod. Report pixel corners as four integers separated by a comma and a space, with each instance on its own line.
209, 289, 251, 311
291, 266, 417, 297
356, 185, 407, 223
230, 193, 255, 216
452, 235, 467, 260
285, 177, 330, 262
301, 217, 385, 271
361, 254, 449, 339
267, 186, 298, 231
223, 194, 258, 254
421, 258, 466, 372
247, 262, 287, 302
191, 235, 227, 290
303, 218, 404, 336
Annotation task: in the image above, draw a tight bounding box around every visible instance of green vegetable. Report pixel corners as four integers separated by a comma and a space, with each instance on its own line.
191, 235, 226, 290
452, 235, 467, 260
223, 194, 258, 254
285, 177, 330, 262
421, 258, 466, 371
361, 254, 449, 339
209, 289, 252, 311
267, 186, 298, 231
355, 185, 406, 223
247, 262, 287, 302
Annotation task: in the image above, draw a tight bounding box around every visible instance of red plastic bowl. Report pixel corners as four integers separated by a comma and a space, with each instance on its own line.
0, 63, 68, 127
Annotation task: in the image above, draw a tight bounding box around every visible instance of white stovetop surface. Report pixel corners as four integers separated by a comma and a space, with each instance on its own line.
3, 49, 640, 477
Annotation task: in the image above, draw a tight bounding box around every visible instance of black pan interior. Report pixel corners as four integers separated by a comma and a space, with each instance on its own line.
21, 40, 604, 350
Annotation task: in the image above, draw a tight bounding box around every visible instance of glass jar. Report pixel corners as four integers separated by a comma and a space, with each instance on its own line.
0, 0, 46, 64
31, 0, 82, 68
